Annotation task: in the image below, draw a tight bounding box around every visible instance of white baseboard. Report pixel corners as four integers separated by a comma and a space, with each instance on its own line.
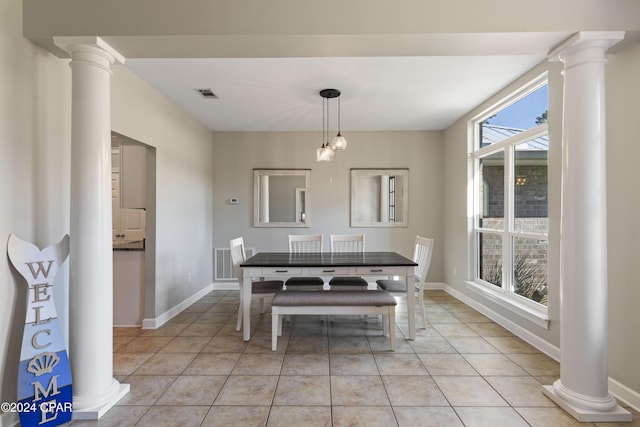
609, 376, 640, 413
142, 283, 214, 329
443, 283, 560, 360
442, 283, 639, 413
212, 281, 239, 291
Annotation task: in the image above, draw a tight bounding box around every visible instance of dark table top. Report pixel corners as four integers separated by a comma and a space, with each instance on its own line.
240, 251, 417, 268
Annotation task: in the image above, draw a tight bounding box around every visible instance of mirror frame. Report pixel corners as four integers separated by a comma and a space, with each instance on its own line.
350, 168, 409, 227
253, 169, 311, 228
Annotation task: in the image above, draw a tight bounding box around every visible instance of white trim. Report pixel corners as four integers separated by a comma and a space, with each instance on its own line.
446, 283, 559, 360
141, 284, 213, 329
465, 280, 550, 330
609, 377, 640, 413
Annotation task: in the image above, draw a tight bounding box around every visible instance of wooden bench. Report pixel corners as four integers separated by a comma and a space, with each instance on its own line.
270, 290, 397, 351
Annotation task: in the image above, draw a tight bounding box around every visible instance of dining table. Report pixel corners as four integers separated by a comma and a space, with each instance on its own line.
239, 251, 418, 341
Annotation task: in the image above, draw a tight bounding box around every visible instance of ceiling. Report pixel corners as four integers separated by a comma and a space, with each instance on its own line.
125, 54, 547, 133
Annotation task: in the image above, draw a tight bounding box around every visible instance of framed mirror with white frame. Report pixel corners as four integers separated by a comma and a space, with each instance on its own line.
253, 169, 311, 227
350, 168, 408, 227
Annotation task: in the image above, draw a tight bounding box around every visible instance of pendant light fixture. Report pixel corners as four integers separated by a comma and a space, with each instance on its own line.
316, 88, 347, 161
316, 90, 334, 162
331, 92, 347, 151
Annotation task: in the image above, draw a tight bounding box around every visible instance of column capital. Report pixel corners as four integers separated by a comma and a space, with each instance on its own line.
548, 31, 625, 63
53, 36, 125, 65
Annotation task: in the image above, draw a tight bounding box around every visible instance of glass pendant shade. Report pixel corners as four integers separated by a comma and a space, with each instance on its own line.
331, 132, 347, 151
316, 143, 334, 162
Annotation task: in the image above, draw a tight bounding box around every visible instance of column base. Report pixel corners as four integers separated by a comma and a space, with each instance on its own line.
72, 378, 130, 420
543, 381, 632, 422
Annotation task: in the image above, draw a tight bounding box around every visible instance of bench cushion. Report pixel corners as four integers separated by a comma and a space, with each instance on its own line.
272, 290, 396, 307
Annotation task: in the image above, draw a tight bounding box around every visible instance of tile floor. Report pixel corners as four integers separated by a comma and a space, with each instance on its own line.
67, 290, 638, 427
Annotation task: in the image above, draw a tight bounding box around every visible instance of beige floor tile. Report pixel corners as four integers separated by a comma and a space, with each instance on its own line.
333, 406, 398, 427
182, 352, 241, 375
200, 335, 248, 353
179, 322, 221, 337
200, 406, 270, 427
485, 335, 540, 353
113, 352, 153, 376
267, 406, 332, 427
159, 336, 212, 353
194, 312, 233, 323
282, 353, 330, 375
462, 353, 529, 376
394, 407, 464, 427
133, 353, 196, 375
182, 302, 214, 313
451, 310, 493, 323
506, 353, 561, 376
231, 353, 284, 375
485, 376, 557, 407
113, 327, 143, 337
432, 323, 479, 337
118, 336, 173, 353
330, 353, 379, 375
433, 376, 509, 406
466, 322, 514, 337
155, 375, 226, 405
273, 375, 331, 405
331, 375, 390, 406
286, 335, 329, 353
112, 335, 136, 352
417, 353, 478, 376
115, 375, 176, 406
214, 375, 278, 405
374, 353, 429, 375
382, 375, 449, 406
426, 311, 463, 323
134, 405, 209, 427
409, 335, 457, 354
445, 336, 500, 353
369, 333, 415, 353
329, 336, 372, 353
69, 405, 149, 427
516, 407, 597, 427
455, 407, 530, 427
140, 322, 190, 337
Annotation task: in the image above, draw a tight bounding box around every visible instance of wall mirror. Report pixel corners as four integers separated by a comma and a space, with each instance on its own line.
351, 168, 408, 227
254, 169, 311, 227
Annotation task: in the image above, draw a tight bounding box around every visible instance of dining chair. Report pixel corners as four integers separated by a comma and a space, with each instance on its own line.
285, 234, 325, 290
329, 234, 369, 290
230, 237, 284, 331
376, 236, 434, 329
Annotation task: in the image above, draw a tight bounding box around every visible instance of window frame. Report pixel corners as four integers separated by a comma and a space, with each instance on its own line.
467, 74, 550, 328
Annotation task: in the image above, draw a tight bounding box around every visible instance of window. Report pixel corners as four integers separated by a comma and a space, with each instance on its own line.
470, 77, 549, 320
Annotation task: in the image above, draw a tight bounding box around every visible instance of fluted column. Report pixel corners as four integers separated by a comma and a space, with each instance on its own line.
53, 36, 129, 419
544, 31, 631, 422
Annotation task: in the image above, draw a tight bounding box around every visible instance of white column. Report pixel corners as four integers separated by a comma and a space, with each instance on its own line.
544, 31, 630, 422
53, 36, 129, 420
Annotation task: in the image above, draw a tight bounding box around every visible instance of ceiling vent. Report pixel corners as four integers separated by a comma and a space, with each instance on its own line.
195, 88, 218, 99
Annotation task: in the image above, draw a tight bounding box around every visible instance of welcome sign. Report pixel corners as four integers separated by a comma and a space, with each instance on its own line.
7, 234, 72, 426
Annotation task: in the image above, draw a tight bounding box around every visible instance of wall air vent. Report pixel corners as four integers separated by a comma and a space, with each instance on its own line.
195, 88, 218, 99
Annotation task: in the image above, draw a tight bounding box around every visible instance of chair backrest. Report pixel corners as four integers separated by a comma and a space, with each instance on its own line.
289, 234, 323, 253
230, 237, 246, 280
413, 236, 434, 288
330, 234, 365, 253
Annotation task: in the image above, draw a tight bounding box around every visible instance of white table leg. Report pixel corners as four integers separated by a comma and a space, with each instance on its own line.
272, 311, 279, 351
389, 308, 396, 351
406, 270, 415, 340
243, 273, 252, 341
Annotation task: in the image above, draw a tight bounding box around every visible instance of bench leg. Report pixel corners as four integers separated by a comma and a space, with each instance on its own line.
272, 312, 279, 351
382, 314, 389, 337
389, 309, 396, 351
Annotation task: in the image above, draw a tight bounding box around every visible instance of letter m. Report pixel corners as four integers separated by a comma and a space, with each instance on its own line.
32, 375, 60, 402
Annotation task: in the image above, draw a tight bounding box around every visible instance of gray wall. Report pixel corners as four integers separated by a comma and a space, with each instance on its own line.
211, 130, 445, 282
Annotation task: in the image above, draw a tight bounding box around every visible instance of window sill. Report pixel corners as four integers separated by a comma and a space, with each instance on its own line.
465, 280, 550, 330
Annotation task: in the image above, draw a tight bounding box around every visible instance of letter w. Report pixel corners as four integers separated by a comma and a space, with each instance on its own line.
26, 261, 54, 280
